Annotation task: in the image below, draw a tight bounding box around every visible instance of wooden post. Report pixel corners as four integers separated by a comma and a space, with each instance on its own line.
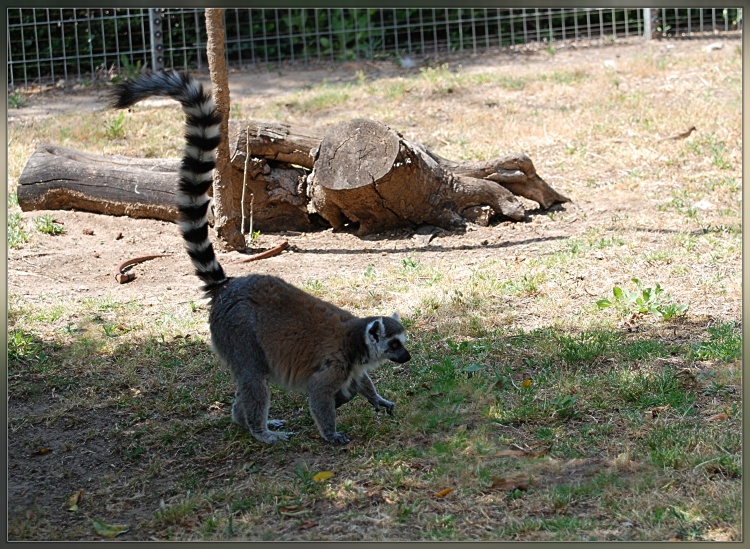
205, 8, 245, 250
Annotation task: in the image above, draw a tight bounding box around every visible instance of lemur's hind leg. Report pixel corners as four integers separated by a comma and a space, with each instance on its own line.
231, 374, 294, 444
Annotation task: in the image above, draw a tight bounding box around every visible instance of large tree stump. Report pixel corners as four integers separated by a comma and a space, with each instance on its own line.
231, 118, 569, 234
308, 119, 531, 233
17, 118, 569, 235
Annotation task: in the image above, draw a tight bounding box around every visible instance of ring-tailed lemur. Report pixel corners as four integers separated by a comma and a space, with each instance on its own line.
109, 71, 410, 445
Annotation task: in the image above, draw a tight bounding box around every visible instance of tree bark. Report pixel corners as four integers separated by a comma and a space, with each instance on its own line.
229, 118, 569, 233
229, 119, 319, 170
205, 8, 245, 250
16, 144, 181, 220
307, 118, 566, 233
17, 118, 570, 235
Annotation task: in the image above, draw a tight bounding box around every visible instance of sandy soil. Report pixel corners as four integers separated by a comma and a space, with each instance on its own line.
7, 35, 688, 303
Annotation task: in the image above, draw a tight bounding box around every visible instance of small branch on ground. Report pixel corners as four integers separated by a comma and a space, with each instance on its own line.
228, 240, 289, 264
114, 254, 172, 284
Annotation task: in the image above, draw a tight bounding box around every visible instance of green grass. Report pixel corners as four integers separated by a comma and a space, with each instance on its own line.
8, 288, 742, 539
8, 91, 27, 109
419, 64, 462, 94
104, 110, 127, 139
467, 72, 525, 89
8, 212, 30, 248
689, 322, 741, 362
33, 214, 65, 235
541, 69, 588, 85
7, 193, 31, 248
7, 39, 742, 542
286, 82, 352, 112
687, 133, 733, 170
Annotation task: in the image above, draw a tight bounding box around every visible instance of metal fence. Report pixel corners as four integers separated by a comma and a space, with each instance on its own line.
7, 7, 743, 89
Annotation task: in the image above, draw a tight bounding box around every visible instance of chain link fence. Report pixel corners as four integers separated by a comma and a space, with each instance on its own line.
7, 7, 743, 89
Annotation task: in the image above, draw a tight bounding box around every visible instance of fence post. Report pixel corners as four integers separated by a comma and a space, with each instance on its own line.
643, 8, 652, 39
149, 8, 165, 71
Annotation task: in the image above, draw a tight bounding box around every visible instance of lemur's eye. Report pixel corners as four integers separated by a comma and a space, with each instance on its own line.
389, 340, 401, 350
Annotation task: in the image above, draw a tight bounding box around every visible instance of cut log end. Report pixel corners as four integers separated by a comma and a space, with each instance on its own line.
314, 118, 401, 191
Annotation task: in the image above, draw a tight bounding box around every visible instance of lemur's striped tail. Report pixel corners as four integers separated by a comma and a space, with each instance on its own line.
109, 71, 227, 289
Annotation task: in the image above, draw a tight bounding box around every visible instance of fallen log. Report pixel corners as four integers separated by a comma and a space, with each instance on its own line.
18, 118, 570, 235
17, 144, 181, 221
231, 118, 570, 233
17, 143, 313, 231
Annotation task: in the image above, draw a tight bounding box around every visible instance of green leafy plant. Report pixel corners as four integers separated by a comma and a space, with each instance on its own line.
294, 462, 314, 484
116, 53, 143, 81
656, 23, 672, 37
596, 278, 688, 319
33, 214, 65, 236
550, 394, 579, 419
8, 329, 39, 362
8, 212, 29, 248
105, 111, 126, 139
301, 279, 324, 294
8, 92, 27, 109
402, 256, 420, 271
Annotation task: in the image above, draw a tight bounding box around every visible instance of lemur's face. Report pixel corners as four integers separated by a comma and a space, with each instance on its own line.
366, 315, 411, 364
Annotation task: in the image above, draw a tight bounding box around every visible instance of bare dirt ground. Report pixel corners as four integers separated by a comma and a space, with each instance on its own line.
8, 36, 740, 319
8, 206, 581, 309
7, 40, 604, 302
7, 35, 742, 540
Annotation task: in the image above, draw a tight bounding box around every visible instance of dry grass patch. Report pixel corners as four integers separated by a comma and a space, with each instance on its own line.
7, 38, 741, 541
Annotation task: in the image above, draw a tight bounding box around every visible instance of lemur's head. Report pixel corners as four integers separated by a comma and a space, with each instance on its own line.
365, 313, 411, 364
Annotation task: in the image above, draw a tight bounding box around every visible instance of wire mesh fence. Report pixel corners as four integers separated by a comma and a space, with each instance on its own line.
7, 7, 743, 89
7, 8, 151, 87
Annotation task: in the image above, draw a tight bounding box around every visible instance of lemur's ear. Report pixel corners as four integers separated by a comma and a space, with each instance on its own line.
391, 312, 400, 321
366, 318, 385, 342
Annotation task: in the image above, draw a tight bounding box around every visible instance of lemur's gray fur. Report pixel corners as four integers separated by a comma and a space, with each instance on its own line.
109, 71, 410, 444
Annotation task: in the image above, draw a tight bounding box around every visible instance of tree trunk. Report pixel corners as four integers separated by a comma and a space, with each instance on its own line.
17, 118, 570, 235
16, 144, 181, 220
233, 118, 569, 234
205, 8, 245, 250
17, 144, 314, 231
